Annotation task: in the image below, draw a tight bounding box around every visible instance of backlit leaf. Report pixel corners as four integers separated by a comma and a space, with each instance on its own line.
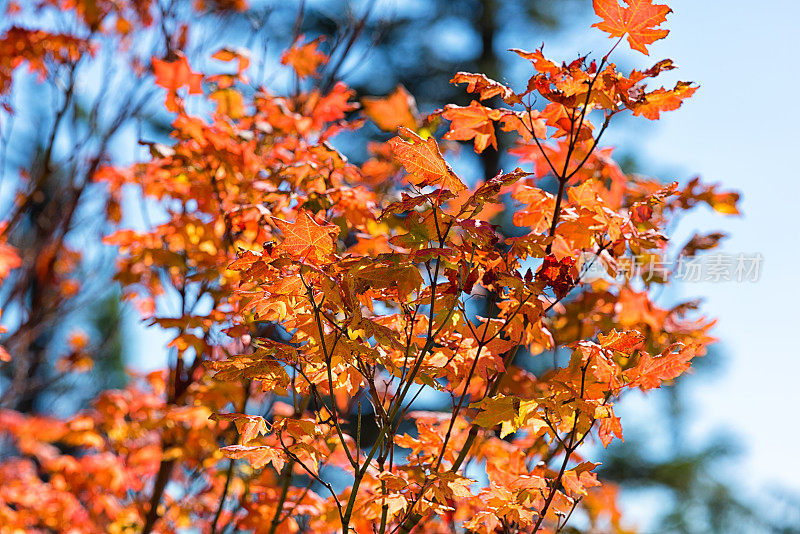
272, 210, 340, 261
387, 128, 466, 193
592, 0, 672, 55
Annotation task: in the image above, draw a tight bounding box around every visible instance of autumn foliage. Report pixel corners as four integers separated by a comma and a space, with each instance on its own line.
0, 0, 741, 533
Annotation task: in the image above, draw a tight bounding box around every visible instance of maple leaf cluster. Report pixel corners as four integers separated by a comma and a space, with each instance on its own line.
0, 1, 741, 533
536, 255, 577, 299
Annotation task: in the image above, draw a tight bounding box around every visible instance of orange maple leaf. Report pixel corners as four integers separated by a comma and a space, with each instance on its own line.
280, 36, 328, 78
387, 128, 466, 193
152, 54, 203, 111
361, 85, 418, 132
592, 0, 672, 55
152, 54, 202, 93
598, 329, 644, 354
625, 344, 697, 391
212, 414, 268, 445
441, 101, 506, 154
562, 466, 601, 497
272, 211, 339, 261
598, 407, 623, 447
509, 48, 562, 76
677, 177, 740, 215
629, 81, 698, 119
450, 72, 519, 103
212, 47, 250, 75
210, 88, 245, 118
222, 444, 285, 471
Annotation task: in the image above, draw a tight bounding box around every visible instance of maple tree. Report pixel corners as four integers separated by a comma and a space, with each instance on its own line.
0, 0, 743, 532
